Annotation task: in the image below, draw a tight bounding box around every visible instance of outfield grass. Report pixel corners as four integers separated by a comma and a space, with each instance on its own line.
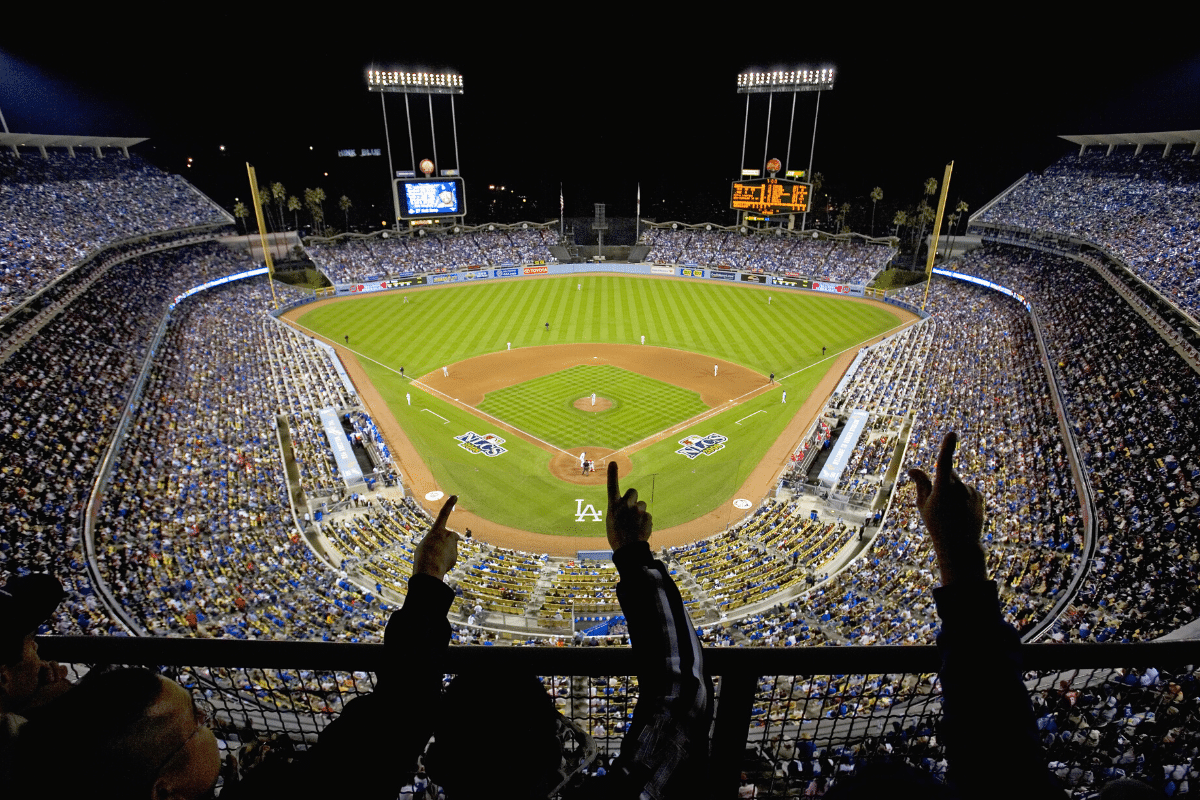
299, 275, 906, 536
477, 364, 707, 450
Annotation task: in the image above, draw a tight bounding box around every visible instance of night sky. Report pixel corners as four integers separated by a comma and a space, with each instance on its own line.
4, 15, 1199, 232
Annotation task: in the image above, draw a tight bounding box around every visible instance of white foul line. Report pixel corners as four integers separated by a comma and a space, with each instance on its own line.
422, 409, 450, 424
735, 410, 766, 425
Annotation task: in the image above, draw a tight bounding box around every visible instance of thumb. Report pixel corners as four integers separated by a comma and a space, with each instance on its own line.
908, 468, 932, 508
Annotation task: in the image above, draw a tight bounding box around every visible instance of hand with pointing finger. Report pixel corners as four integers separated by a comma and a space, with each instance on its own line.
607, 461, 652, 553
907, 432, 987, 587
413, 495, 460, 580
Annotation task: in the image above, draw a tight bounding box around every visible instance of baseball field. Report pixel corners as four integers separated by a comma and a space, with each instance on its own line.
291, 274, 910, 546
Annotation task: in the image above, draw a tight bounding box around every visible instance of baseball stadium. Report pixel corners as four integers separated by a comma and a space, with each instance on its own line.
3, 30, 1200, 800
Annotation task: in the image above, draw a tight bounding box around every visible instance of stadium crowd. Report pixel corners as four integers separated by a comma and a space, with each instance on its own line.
306, 228, 556, 284
0, 152, 229, 317
641, 228, 894, 284
976, 149, 1200, 321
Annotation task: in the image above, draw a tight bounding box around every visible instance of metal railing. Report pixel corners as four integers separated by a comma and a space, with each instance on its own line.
37, 636, 1200, 798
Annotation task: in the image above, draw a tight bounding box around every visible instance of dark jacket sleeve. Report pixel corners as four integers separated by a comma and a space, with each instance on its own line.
227, 573, 454, 800
934, 579, 1060, 800
597, 541, 713, 800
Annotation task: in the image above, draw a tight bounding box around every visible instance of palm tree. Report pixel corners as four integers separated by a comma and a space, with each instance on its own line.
271, 183, 287, 231
258, 186, 272, 231
911, 178, 939, 267
304, 188, 327, 236
955, 200, 969, 235
233, 201, 249, 235
287, 195, 302, 232
870, 187, 883, 237
339, 195, 352, 232
836, 202, 851, 234
892, 209, 907, 239
810, 172, 824, 225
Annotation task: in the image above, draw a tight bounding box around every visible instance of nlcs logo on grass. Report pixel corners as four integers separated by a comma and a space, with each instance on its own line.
454, 431, 508, 457
675, 433, 728, 459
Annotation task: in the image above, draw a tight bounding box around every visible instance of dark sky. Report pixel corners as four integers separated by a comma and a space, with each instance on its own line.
3, 15, 1199, 230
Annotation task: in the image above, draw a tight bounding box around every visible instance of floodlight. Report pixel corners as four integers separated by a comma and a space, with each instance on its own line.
367, 69, 464, 95
737, 67, 835, 93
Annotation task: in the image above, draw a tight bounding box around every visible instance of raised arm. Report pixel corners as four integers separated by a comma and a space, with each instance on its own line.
605, 462, 712, 799
909, 434, 1058, 800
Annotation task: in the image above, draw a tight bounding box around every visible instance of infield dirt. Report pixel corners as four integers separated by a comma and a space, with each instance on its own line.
286, 292, 914, 555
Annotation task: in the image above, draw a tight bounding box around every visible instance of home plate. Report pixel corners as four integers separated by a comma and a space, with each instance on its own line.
733, 499, 752, 510
425, 491, 445, 502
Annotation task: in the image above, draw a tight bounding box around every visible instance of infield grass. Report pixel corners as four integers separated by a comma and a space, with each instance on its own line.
477, 365, 707, 450
299, 275, 908, 536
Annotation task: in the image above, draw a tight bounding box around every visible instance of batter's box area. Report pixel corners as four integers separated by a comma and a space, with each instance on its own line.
476, 364, 707, 451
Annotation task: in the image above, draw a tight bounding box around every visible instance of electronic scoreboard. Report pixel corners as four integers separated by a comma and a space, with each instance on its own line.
394, 177, 466, 220
730, 178, 811, 215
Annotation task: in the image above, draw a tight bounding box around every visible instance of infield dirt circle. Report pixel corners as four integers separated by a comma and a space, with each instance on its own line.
550, 448, 632, 485
573, 397, 613, 412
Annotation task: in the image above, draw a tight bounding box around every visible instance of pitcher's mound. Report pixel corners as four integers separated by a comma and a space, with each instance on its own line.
573, 396, 613, 413
550, 447, 631, 485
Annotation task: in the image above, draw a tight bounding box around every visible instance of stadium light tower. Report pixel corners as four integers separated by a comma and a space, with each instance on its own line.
367, 69, 465, 225
736, 67, 835, 230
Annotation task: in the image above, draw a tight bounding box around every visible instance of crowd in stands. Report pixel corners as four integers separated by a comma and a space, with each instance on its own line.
976, 149, 1200, 321
0, 152, 230, 318
930, 244, 1200, 643
306, 228, 556, 284
641, 228, 894, 284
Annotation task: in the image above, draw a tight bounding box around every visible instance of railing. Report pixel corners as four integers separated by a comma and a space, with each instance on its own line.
37, 637, 1200, 798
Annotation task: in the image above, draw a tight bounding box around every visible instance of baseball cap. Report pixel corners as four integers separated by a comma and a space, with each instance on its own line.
0, 574, 65, 665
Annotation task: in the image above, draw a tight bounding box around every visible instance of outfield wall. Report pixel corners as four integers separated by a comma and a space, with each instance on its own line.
330, 262, 867, 298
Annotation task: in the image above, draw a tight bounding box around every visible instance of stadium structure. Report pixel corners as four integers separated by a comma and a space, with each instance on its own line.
3, 128, 1200, 797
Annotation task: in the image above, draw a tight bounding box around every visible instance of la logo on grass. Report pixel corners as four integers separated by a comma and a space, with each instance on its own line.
574, 499, 603, 522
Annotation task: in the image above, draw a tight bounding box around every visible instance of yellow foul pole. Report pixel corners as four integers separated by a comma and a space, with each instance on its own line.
246, 163, 279, 310
920, 160, 954, 313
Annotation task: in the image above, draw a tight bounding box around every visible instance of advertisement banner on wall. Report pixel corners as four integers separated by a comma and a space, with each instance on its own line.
650, 265, 674, 275
773, 277, 804, 288
430, 274, 460, 284
678, 267, 704, 278
524, 266, 549, 275
811, 281, 851, 294
461, 269, 490, 280
709, 270, 737, 281
495, 267, 521, 278
740, 273, 768, 284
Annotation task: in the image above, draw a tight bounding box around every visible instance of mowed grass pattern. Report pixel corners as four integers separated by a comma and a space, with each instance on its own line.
299, 275, 899, 378
477, 365, 707, 450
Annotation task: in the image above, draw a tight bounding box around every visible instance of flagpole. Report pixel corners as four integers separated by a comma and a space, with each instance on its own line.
636, 183, 640, 243
560, 183, 564, 240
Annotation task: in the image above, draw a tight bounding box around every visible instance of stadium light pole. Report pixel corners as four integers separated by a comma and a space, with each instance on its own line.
737, 68, 835, 230
367, 69, 465, 225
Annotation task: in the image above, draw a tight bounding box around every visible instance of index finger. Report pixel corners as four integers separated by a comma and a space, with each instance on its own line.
936, 432, 959, 481
607, 460, 621, 505
432, 495, 458, 532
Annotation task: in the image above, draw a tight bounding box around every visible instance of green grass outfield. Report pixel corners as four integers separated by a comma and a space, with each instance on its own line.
477, 364, 707, 450
298, 275, 905, 536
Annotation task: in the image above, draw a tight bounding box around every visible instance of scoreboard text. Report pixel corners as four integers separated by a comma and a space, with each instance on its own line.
730, 178, 811, 215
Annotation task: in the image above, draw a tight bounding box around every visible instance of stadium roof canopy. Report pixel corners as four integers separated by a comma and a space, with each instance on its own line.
0, 133, 148, 156
1060, 130, 1200, 156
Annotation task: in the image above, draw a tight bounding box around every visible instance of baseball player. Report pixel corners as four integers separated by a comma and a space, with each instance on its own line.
443, 366, 449, 377
403, 295, 410, 304
769, 372, 775, 383
822, 346, 826, 355
640, 335, 645, 345
545, 322, 549, 332
782, 391, 787, 403
400, 366, 405, 377
344, 335, 349, 344
507, 342, 511, 350
713, 364, 718, 377
591, 392, 596, 406
406, 392, 411, 406
577, 283, 581, 291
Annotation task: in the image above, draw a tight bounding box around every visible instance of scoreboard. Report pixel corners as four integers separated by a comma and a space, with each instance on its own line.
730, 178, 811, 215
394, 177, 467, 220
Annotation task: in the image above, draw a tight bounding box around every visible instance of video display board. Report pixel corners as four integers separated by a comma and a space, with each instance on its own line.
730, 178, 811, 215
395, 177, 466, 219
